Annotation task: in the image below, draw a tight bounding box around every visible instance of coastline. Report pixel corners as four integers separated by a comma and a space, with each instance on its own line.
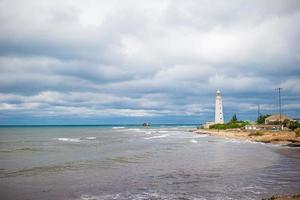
195, 128, 300, 200
195, 129, 300, 147
263, 194, 300, 200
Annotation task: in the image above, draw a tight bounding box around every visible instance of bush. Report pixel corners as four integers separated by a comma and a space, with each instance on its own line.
230, 114, 238, 123
209, 121, 250, 130
248, 131, 264, 136
288, 121, 300, 131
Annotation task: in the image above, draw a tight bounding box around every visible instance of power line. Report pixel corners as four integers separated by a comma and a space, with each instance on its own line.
275, 87, 282, 129
257, 104, 260, 119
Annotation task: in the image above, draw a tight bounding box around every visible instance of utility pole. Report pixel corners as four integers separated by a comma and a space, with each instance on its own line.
257, 104, 260, 119
275, 87, 282, 129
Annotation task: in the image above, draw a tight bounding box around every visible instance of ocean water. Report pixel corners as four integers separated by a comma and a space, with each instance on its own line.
0, 125, 300, 200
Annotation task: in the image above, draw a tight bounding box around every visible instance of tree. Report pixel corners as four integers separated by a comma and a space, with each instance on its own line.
230, 113, 238, 123
256, 114, 270, 124
287, 121, 300, 130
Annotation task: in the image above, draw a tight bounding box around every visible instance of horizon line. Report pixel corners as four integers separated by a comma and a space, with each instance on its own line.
0, 123, 201, 127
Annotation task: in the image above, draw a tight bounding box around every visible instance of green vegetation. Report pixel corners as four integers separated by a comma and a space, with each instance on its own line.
209, 122, 249, 129
230, 113, 238, 123
208, 113, 299, 132
210, 114, 250, 130
256, 114, 271, 124
283, 119, 300, 131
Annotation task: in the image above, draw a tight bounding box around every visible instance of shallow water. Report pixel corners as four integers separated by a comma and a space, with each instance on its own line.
0, 126, 299, 200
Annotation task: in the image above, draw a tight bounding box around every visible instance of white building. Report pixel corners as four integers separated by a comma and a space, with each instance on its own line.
203, 121, 215, 129
215, 89, 224, 124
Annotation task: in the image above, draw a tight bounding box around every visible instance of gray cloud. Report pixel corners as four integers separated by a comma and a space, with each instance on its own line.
0, 0, 299, 124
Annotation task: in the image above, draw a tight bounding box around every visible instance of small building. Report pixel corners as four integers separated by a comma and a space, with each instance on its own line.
203, 121, 215, 129
265, 114, 292, 125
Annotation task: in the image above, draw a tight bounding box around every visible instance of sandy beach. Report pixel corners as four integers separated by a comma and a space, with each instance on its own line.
195, 129, 300, 146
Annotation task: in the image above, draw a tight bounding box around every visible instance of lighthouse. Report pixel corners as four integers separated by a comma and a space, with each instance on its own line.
215, 89, 224, 124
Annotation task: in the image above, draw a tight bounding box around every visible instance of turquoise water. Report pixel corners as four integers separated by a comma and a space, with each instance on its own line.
0, 125, 300, 200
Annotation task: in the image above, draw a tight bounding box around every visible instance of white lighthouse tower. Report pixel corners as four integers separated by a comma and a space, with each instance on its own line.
215, 89, 224, 124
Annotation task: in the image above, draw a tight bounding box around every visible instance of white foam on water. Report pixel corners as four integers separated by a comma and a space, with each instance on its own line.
144, 134, 170, 140
126, 128, 158, 135
225, 139, 247, 144
57, 138, 81, 142
141, 130, 157, 135
80, 194, 100, 200
193, 134, 208, 138
112, 127, 125, 129
85, 137, 96, 140
241, 185, 266, 195
223, 139, 274, 147
79, 194, 122, 200
127, 128, 143, 132
158, 130, 169, 133
78, 192, 206, 200
190, 139, 198, 143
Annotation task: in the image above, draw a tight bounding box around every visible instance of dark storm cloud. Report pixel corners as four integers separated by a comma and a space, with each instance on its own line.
0, 0, 299, 124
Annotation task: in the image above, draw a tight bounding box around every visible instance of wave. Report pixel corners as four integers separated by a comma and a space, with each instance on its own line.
56, 137, 97, 142
127, 128, 142, 131
158, 130, 169, 133
144, 134, 170, 140
106, 156, 142, 164
225, 139, 267, 145
78, 192, 201, 200
0, 147, 40, 153
241, 185, 266, 195
0, 149, 11, 153
144, 131, 153, 135
193, 134, 208, 138
112, 127, 125, 129
190, 139, 198, 144
57, 138, 81, 142
85, 137, 96, 140
80, 194, 102, 200
142, 130, 157, 135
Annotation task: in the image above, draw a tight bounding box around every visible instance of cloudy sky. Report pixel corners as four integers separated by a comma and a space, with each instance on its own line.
0, 0, 299, 125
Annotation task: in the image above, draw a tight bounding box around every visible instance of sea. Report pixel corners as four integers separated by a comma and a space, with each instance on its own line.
0, 125, 299, 200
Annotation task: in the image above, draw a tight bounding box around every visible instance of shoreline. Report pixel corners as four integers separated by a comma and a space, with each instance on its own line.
262, 194, 300, 200
194, 129, 300, 147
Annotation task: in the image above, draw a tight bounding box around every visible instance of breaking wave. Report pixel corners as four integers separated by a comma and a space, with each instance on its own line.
0, 147, 41, 153
57, 138, 81, 142
56, 137, 97, 142
193, 134, 208, 138
77, 192, 203, 200
112, 127, 125, 129
144, 134, 170, 140
85, 137, 96, 140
